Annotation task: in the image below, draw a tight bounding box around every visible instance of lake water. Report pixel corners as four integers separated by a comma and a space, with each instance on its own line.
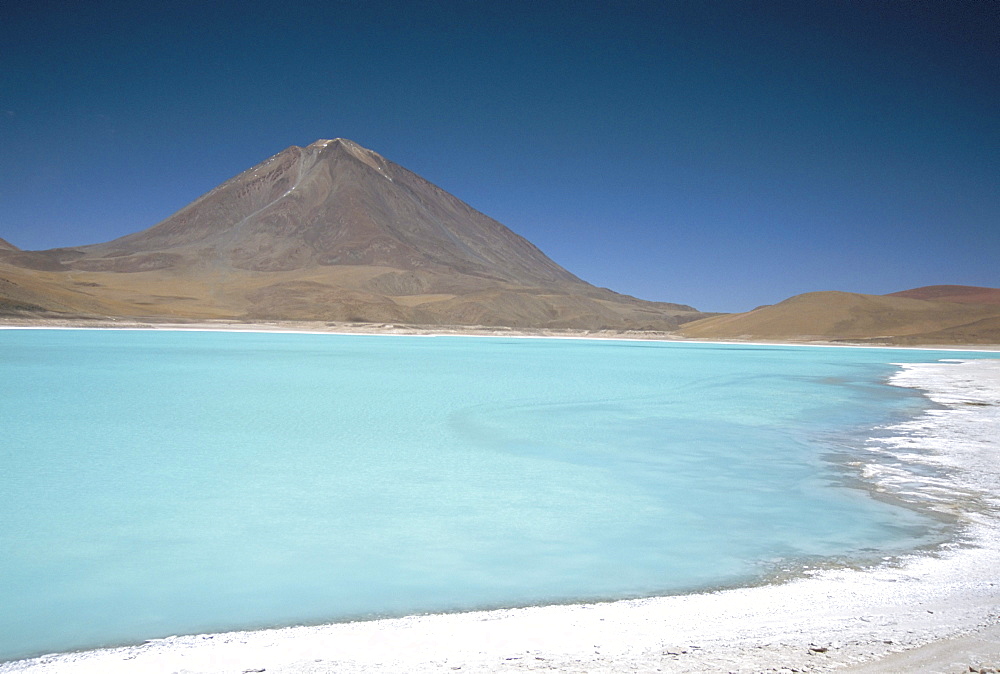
0, 330, 989, 661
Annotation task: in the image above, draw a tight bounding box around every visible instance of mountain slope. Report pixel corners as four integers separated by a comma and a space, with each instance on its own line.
678, 289, 1000, 344
0, 139, 703, 329
886, 285, 1000, 305
69, 139, 581, 285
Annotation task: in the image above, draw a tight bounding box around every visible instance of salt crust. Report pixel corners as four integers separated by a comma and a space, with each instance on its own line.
2, 359, 999, 674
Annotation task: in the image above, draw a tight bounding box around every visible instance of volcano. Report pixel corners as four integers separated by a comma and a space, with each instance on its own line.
0, 139, 703, 329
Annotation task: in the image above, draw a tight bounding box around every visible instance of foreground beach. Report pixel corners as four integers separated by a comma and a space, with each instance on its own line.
1, 331, 998, 673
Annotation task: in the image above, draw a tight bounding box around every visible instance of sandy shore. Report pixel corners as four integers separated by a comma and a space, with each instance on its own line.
1, 332, 998, 673
4, 315, 1000, 350
0, 317, 697, 347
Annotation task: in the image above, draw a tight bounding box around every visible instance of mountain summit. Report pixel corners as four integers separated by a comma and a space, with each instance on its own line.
0, 139, 703, 328
69, 139, 582, 285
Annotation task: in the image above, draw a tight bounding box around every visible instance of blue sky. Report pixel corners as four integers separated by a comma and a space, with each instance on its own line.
2, 0, 997, 312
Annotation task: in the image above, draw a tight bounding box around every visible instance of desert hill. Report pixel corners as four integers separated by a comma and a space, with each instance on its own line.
0, 139, 703, 329
886, 285, 1000, 305
679, 289, 1000, 345
888, 315, 1000, 346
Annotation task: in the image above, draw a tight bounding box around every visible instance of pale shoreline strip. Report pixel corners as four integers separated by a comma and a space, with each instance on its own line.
2, 359, 999, 673
1, 319, 999, 353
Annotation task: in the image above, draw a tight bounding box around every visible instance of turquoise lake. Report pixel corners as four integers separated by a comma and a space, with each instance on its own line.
0, 330, 991, 661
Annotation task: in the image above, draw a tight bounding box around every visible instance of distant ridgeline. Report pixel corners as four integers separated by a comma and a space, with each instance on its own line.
678, 286, 1000, 345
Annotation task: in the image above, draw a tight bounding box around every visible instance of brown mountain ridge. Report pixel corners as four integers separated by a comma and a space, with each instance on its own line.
0, 139, 703, 329
678, 288, 1000, 345
886, 285, 1000, 305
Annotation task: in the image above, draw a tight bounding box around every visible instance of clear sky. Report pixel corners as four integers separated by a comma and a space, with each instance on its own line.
2, 1, 997, 312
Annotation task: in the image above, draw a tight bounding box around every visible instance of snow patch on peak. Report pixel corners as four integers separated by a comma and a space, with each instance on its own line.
295, 139, 394, 182
309, 138, 359, 149
328, 139, 393, 181
310, 137, 370, 154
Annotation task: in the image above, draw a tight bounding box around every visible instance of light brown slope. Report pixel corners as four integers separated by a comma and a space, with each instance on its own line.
678, 290, 1000, 344
0, 237, 17, 251
890, 315, 1000, 345
0, 260, 129, 316
0, 139, 705, 329
887, 285, 1000, 305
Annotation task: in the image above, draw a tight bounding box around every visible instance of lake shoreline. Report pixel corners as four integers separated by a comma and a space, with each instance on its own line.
1, 335, 998, 673
2, 315, 999, 351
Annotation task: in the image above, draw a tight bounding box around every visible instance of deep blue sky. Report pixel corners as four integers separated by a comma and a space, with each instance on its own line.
2, 1, 997, 312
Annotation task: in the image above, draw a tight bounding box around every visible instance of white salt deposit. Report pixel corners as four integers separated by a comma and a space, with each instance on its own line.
3, 358, 999, 673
